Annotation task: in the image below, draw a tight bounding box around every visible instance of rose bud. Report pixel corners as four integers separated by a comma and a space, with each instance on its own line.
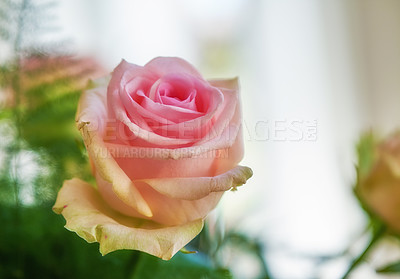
53, 57, 252, 260
356, 132, 400, 233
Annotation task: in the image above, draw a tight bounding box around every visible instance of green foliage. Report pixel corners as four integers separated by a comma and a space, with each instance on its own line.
17, 58, 93, 181
0, 203, 139, 279
131, 253, 232, 279
356, 131, 376, 178
353, 132, 383, 226
0, 2, 101, 273
0, 56, 101, 277
377, 261, 400, 274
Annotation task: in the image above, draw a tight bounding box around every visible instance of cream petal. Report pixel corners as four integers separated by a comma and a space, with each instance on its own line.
78, 121, 153, 218
53, 179, 204, 260
76, 87, 153, 217
207, 77, 239, 91
97, 177, 226, 225
138, 165, 253, 200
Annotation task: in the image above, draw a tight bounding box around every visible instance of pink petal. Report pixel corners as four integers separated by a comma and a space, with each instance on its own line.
145, 57, 204, 79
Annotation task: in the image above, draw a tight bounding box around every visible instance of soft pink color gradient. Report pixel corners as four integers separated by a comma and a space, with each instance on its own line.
76, 57, 252, 226
53, 57, 252, 259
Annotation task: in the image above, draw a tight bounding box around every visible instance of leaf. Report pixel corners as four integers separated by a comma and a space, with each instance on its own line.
356, 131, 376, 178
377, 261, 400, 273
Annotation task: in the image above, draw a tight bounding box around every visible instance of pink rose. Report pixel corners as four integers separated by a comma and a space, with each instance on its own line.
53, 57, 252, 259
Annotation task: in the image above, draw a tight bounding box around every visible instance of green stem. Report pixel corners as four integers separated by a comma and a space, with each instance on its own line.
255, 247, 272, 279
341, 224, 386, 279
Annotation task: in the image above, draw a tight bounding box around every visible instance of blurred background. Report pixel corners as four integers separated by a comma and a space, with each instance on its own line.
2, 0, 400, 278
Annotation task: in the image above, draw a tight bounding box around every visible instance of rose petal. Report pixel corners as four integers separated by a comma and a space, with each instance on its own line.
120, 76, 157, 129
199, 77, 240, 145
111, 86, 200, 147
145, 57, 204, 79
358, 160, 400, 232
107, 60, 153, 120
76, 86, 153, 217
119, 75, 223, 142
122, 81, 175, 125
107, 61, 196, 146
104, 77, 240, 160
149, 84, 225, 140
206, 78, 245, 175
106, 60, 228, 147
53, 179, 203, 260
139, 165, 253, 200
104, 78, 243, 181
97, 177, 225, 225
138, 91, 204, 123
95, 165, 252, 226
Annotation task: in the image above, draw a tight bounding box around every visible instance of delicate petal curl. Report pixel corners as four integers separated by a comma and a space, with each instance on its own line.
53, 178, 203, 260
139, 165, 253, 200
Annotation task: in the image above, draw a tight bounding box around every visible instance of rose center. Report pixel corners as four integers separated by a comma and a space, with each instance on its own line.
157, 82, 198, 111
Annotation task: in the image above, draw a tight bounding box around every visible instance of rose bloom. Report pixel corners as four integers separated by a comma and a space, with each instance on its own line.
357, 132, 400, 233
53, 57, 252, 259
